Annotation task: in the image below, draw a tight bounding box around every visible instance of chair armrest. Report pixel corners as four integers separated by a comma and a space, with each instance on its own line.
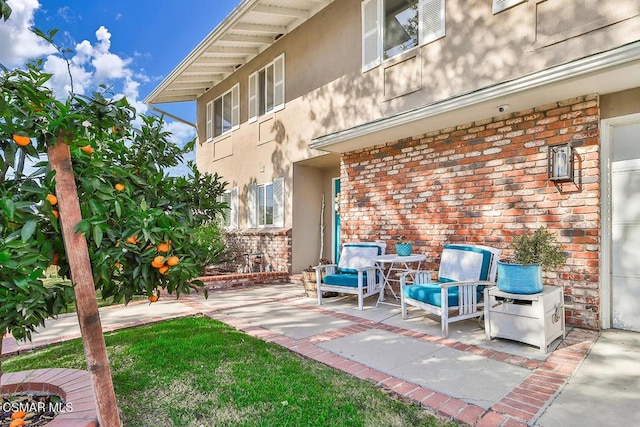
314, 264, 337, 272
355, 265, 377, 273
438, 280, 493, 288
399, 269, 437, 279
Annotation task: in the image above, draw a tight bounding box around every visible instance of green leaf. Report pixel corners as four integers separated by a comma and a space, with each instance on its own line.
93, 224, 103, 247
21, 219, 37, 242
1, 198, 15, 219
75, 219, 91, 235
115, 200, 122, 218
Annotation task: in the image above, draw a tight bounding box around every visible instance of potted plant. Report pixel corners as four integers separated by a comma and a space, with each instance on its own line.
497, 227, 567, 294
395, 239, 413, 256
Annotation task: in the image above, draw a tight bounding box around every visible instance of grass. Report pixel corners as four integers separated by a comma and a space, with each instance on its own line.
3, 317, 455, 427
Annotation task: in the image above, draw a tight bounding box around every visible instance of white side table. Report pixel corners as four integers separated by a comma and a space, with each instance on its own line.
484, 285, 565, 353
374, 254, 426, 306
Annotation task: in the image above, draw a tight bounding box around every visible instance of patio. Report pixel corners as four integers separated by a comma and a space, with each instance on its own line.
5, 281, 633, 426
182, 283, 594, 426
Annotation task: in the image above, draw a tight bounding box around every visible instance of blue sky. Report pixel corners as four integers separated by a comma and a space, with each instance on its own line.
0, 0, 241, 173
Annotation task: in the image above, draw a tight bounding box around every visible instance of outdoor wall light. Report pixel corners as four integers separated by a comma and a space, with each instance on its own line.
548, 142, 573, 182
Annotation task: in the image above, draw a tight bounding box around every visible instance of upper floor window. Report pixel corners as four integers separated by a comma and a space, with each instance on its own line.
206, 84, 240, 140
362, 0, 445, 71
248, 54, 285, 122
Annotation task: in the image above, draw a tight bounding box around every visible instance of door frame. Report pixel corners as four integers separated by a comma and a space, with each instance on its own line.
600, 112, 640, 329
331, 177, 340, 263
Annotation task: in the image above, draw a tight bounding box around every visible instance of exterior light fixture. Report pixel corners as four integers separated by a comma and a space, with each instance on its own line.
548, 142, 573, 182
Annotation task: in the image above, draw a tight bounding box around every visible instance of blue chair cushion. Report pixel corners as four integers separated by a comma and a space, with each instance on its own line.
323, 272, 369, 288
403, 283, 485, 308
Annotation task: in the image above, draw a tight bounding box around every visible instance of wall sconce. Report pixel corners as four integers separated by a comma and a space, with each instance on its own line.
548, 142, 573, 182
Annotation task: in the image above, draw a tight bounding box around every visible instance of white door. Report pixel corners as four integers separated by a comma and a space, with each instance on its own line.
611, 121, 640, 331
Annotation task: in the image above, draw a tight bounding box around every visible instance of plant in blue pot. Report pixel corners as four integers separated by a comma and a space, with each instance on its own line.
395, 239, 413, 256
497, 227, 567, 294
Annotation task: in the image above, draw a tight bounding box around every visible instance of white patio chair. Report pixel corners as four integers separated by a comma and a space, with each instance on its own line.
315, 242, 385, 310
400, 244, 501, 338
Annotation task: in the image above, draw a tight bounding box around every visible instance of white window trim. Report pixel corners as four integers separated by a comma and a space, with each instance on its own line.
247, 178, 284, 228
248, 54, 285, 123
362, 0, 445, 72
206, 84, 240, 141
217, 188, 238, 230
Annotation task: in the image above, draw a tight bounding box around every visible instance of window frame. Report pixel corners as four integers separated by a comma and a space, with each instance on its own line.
257, 182, 274, 227
216, 187, 238, 229
248, 54, 285, 123
247, 178, 284, 228
362, 0, 445, 72
205, 83, 240, 141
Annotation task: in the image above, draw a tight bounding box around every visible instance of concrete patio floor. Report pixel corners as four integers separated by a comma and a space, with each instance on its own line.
3, 282, 638, 426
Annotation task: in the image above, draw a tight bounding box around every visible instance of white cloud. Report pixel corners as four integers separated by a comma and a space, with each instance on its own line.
1, 1, 196, 176
164, 121, 196, 148
0, 0, 56, 67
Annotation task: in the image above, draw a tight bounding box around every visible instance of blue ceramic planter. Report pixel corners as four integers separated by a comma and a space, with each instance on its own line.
395, 243, 412, 256
496, 260, 543, 294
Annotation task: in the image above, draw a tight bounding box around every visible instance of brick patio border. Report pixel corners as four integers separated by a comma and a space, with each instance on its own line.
1, 368, 97, 427
187, 294, 598, 427
1, 283, 601, 426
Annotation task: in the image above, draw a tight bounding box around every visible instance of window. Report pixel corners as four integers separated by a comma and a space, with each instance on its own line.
206, 84, 239, 140
258, 183, 273, 226
248, 54, 285, 121
362, 0, 445, 71
247, 178, 284, 228
217, 188, 238, 229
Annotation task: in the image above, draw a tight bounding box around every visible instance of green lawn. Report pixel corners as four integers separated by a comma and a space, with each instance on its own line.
3, 317, 455, 427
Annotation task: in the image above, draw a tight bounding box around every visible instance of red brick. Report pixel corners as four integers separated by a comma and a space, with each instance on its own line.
341, 95, 601, 329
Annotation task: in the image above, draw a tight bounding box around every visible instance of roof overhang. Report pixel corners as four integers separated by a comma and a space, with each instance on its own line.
145, 0, 333, 105
310, 41, 640, 153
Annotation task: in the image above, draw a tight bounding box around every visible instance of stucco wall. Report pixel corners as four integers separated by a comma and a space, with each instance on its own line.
191, 0, 639, 277
195, 0, 639, 201
340, 95, 601, 329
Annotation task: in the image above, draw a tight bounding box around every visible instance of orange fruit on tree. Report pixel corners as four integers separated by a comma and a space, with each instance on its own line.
51, 209, 59, 219
46, 193, 58, 205
115, 262, 122, 269
159, 265, 169, 275
80, 145, 94, 154
126, 235, 138, 245
151, 256, 165, 269
10, 419, 25, 427
12, 134, 30, 146
10, 411, 26, 419
114, 183, 125, 191
157, 242, 170, 253
148, 294, 159, 303
166, 256, 180, 267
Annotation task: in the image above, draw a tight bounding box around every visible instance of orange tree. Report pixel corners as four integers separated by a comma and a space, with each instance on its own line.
0, 52, 227, 378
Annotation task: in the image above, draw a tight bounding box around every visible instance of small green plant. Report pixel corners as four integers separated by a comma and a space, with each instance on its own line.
509, 227, 567, 270
192, 222, 228, 273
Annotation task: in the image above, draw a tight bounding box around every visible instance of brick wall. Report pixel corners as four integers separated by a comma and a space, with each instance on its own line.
226, 228, 293, 273
340, 95, 601, 329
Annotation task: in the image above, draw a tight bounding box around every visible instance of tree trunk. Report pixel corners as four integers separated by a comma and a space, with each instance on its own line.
48, 137, 121, 427
1, 332, 4, 395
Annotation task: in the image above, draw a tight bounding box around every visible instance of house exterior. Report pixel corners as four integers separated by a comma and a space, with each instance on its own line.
146, 0, 640, 331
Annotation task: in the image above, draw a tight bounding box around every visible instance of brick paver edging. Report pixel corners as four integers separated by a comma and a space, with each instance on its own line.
1, 368, 97, 427
197, 297, 598, 426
